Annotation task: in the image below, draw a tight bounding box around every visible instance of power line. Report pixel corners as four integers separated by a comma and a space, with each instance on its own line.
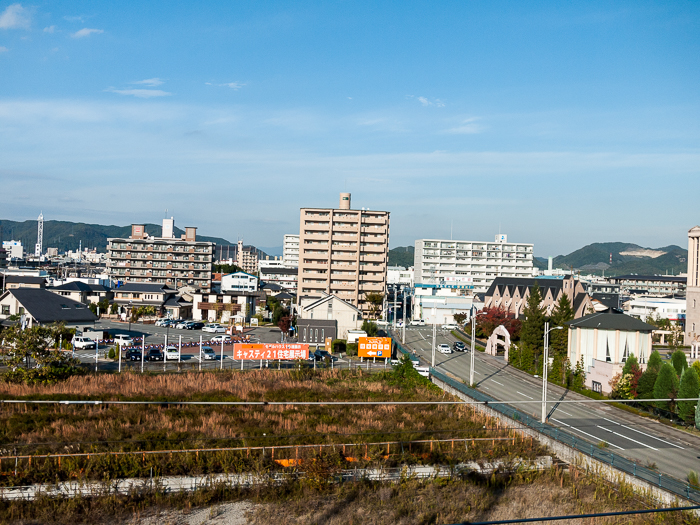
448, 504, 700, 524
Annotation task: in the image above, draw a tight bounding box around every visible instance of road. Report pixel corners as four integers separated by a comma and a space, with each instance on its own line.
397, 326, 700, 485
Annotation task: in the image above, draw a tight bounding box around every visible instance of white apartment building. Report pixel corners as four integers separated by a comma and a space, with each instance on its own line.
283, 234, 300, 268
413, 234, 534, 295
297, 193, 390, 316
387, 266, 414, 287
221, 271, 258, 293
2, 241, 24, 259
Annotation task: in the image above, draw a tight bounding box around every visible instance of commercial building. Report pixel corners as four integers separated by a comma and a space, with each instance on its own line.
413, 234, 534, 296
107, 218, 214, 292
387, 266, 414, 287
412, 287, 481, 326
607, 274, 687, 297
566, 311, 654, 395
626, 297, 686, 324
686, 226, 700, 346
297, 193, 390, 316
283, 234, 300, 268
221, 272, 258, 293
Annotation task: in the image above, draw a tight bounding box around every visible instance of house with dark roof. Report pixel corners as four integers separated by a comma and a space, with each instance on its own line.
4, 275, 46, 290
565, 311, 654, 394
484, 276, 592, 319
0, 288, 97, 328
49, 281, 113, 305
112, 282, 190, 319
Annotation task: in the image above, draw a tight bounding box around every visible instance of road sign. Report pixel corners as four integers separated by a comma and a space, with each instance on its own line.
233, 343, 309, 360
358, 337, 392, 358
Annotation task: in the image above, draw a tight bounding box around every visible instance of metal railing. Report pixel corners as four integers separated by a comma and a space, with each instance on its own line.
428, 366, 700, 503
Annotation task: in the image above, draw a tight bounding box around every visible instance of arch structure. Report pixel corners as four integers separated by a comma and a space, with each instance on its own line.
485, 325, 511, 360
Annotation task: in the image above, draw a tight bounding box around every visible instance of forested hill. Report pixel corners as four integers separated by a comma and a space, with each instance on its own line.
388, 246, 415, 267
0, 219, 233, 254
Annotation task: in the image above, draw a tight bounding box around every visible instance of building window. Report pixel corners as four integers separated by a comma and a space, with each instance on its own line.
592, 381, 602, 393
1, 305, 9, 315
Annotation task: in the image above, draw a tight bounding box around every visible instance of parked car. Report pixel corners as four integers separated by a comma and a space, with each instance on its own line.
395, 320, 404, 328
126, 349, 142, 361
202, 323, 226, 333
164, 345, 179, 360
310, 349, 333, 362
453, 341, 466, 352
190, 322, 205, 330
441, 324, 458, 330
113, 334, 134, 347
155, 319, 171, 327
72, 336, 96, 350
210, 334, 231, 343
410, 319, 426, 326
174, 320, 190, 329
147, 349, 164, 361
438, 344, 452, 354
201, 346, 217, 360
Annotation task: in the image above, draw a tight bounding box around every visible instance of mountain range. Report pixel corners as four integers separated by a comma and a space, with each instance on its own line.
0, 219, 234, 254
389, 242, 687, 277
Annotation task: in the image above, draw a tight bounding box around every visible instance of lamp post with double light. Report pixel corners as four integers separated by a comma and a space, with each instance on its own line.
541, 321, 563, 423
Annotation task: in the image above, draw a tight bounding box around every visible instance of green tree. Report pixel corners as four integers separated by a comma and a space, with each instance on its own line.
364, 292, 384, 320
647, 350, 663, 374
453, 312, 468, 325
696, 399, 700, 430
361, 320, 378, 337
572, 357, 586, 390
671, 349, 688, 377
519, 282, 544, 373
653, 363, 680, 413
692, 360, 700, 377
677, 367, 700, 424
214, 263, 244, 274
622, 354, 639, 376
549, 294, 574, 383
637, 369, 658, 400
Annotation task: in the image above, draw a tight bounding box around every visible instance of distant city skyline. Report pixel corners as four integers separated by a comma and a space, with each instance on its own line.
1, 1, 698, 256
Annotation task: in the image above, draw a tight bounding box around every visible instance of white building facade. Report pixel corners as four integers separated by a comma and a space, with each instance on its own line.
283, 234, 299, 268
2, 241, 24, 259
626, 297, 686, 324
387, 266, 414, 287
221, 272, 259, 293
414, 235, 534, 296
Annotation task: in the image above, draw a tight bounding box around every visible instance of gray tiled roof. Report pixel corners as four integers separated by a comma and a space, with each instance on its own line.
565, 311, 654, 332
2, 288, 97, 324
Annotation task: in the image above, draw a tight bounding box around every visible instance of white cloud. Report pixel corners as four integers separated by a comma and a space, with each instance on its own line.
0, 46, 8, 52
0, 3, 30, 29
63, 15, 85, 23
206, 81, 246, 89
409, 95, 445, 108
71, 28, 103, 38
43, 25, 55, 33
132, 78, 164, 87
105, 88, 172, 98
445, 118, 483, 134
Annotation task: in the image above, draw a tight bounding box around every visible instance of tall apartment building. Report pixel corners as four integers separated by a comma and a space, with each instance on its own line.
235, 240, 258, 274
297, 193, 389, 315
107, 218, 214, 292
414, 234, 534, 295
686, 226, 700, 344
283, 234, 300, 268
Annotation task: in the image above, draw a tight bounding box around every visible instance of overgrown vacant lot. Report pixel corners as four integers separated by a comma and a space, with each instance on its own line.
0, 365, 547, 485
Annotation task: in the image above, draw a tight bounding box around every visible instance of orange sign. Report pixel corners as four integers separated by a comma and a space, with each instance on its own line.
233, 343, 309, 360
358, 337, 392, 358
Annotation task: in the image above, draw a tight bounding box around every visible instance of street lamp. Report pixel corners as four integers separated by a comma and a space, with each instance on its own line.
431, 298, 446, 367
128, 301, 132, 333
470, 308, 487, 387
541, 321, 563, 423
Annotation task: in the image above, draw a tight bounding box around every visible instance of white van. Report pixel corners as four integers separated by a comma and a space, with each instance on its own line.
114, 334, 134, 347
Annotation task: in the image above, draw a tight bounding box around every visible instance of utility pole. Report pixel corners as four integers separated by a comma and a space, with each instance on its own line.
402, 287, 406, 345
431, 301, 437, 367
541, 322, 563, 423
470, 308, 476, 387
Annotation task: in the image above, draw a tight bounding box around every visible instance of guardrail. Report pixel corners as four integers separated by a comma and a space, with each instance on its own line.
428, 366, 700, 503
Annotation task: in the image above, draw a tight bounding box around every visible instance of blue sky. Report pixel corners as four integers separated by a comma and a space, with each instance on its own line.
1, 1, 698, 256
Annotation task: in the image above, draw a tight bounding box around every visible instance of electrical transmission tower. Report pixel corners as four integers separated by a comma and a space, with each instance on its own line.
35, 212, 43, 258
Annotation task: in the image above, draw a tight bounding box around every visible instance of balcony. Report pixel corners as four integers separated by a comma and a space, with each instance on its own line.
198, 302, 241, 313
360, 245, 385, 254
361, 216, 386, 225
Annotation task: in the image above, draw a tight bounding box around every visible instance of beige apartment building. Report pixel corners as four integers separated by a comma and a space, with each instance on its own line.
297, 193, 389, 315
107, 218, 214, 292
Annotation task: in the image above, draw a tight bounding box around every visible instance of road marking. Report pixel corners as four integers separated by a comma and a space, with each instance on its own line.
553, 408, 573, 417
491, 380, 504, 386
597, 426, 658, 451
601, 418, 684, 449
550, 418, 624, 450
516, 391, 534, 400
419, 333, 426, 340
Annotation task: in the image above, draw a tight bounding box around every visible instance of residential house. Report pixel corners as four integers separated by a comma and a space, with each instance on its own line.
0, 288, 97, 328
298, 292, 363, 340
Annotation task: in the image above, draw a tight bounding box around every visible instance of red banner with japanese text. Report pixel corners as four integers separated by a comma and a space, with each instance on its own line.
233, 343, 310, 360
